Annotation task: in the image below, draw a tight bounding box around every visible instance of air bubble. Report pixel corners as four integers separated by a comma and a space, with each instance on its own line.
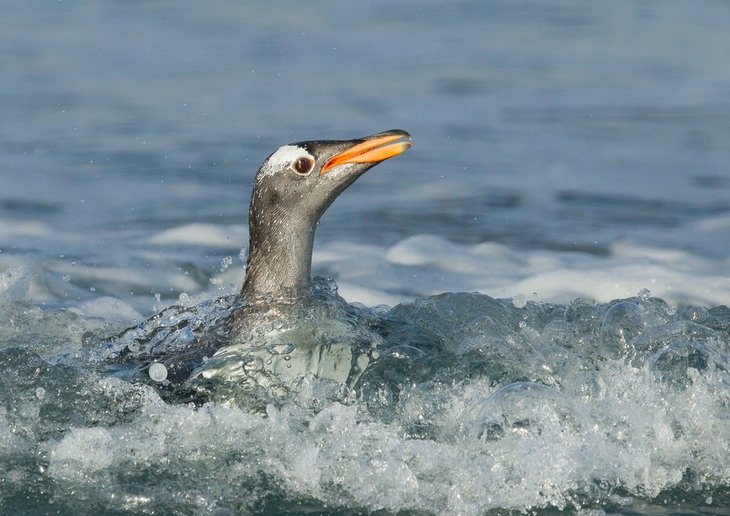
470, 382, 587, 441
649, 341, 723, 389
601, 301, 645, 354
242, 356, 264, 375
385, 345, 425, 360
267, 342, 295, 355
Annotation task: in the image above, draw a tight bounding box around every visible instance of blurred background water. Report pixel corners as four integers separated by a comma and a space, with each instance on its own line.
2, 0, 729, 311
1, 1, 730, 514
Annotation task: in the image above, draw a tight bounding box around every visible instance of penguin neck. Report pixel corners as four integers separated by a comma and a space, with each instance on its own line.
242, 214, 317, 302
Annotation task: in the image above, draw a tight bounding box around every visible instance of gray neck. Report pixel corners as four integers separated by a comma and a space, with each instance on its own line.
241, 217, 315, 302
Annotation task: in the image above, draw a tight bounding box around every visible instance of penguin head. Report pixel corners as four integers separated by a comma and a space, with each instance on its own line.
249, 130, 412, 231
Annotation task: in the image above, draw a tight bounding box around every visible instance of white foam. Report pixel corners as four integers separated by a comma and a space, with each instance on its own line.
49, 427, 116, 476
316, 233, 730, 307
68, 296, 143, 323
35, 359, 730, 513
146, 223, 245, 247
0, 220, 52, 239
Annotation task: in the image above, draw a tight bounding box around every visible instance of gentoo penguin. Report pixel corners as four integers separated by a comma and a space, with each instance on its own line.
242, 129, 412, 302
102, 130, 412, 404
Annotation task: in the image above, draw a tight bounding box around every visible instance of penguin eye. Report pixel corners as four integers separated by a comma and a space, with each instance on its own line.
291, 157, 314, 176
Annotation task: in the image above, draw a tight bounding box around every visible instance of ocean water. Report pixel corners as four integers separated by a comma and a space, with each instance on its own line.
1, 1, 730, 514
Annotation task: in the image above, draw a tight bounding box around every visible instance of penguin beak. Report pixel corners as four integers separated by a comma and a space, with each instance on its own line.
321, 130, 412, 174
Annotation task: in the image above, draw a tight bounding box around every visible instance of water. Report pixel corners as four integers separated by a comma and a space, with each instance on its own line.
2, 1, 730, 514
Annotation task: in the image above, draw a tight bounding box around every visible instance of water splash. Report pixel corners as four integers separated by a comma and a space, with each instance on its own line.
0, 280, 728, 513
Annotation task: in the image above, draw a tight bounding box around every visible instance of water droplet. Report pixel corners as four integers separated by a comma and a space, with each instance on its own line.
219, 256, 233, 272
149, 362, 168, 382
512, 294, 526, 308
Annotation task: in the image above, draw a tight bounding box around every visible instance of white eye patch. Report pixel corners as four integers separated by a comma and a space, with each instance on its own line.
257, 145, 315, 180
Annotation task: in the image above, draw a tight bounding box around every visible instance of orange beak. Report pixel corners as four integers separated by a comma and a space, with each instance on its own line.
321, 130, 412, 174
